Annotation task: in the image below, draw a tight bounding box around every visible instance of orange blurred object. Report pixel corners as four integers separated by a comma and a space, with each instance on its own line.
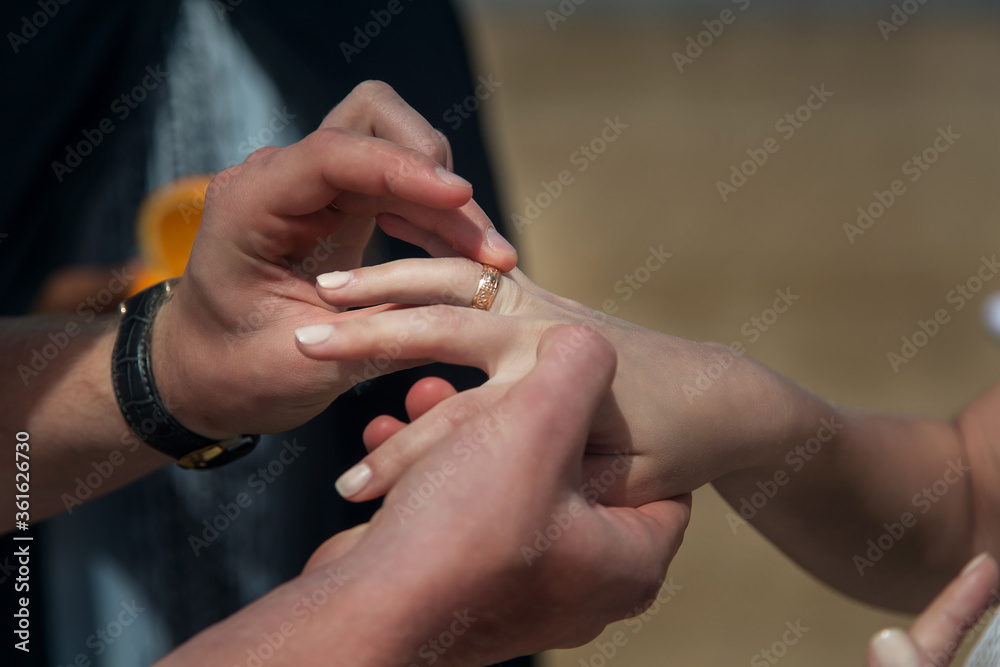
129, 175, 213, 295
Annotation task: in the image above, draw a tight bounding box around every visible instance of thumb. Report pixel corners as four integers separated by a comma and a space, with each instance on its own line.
502, 325, 616, 473
868, 553, 999, 667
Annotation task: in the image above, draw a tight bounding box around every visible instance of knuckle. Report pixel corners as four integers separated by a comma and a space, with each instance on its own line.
439, 393, 488, 429
205, 164, 243, 202
245, 145, 280, 163
413, 132, 449, 164
353, 79, 395, 99
381, 153, 412, 195
435, 130, 452, 151
423, 304, 459, 326
311, 126, 355, 153
563, 322, 604, 347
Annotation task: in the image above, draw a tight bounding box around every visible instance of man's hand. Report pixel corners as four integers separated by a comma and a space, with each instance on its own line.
2, 82, 519, 526
157, 326, 691, 666
151, 81, 517, 439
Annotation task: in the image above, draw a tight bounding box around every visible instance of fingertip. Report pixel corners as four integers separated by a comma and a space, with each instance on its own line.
295, 324, 334, 346
501, 325, 616, 463
637, 494, 693, 534
486, 227, 516, 255
363, 415, 406, 452
868, 628, 920, 667
435, 130, 454, 171
405, 377, 459, 421
317, 271, 352, 290
435, 166, 472, 190
484, 227, 518, 272
335, 462, 373, 500
961, 552, 998, 581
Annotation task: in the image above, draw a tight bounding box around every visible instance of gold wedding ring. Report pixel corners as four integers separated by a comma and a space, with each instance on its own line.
471, 264, 501, 311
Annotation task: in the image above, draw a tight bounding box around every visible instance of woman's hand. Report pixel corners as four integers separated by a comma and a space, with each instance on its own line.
868, 553, 999, 667
293, 256, 821, 506
149, 82, 518, 439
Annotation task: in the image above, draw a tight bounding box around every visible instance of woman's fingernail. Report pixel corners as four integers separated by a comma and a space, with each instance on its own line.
295, 324, 334, 345
317, 271, 352, 289
870, 629, 920, 667
435, 167, 471, 188
962, 552, 991, 576
335, 463, 372, 498
487, 227, 516, 255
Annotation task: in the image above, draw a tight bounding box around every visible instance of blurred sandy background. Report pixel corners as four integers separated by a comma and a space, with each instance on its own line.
453, 3, 1000, 665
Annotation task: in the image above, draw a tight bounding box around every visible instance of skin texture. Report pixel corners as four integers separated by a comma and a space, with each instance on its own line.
0, 81, 517, 527
6, 82, 996, 665
155, 327, 691, 667
867, 553, 999, 667
296, 255, 1000, 615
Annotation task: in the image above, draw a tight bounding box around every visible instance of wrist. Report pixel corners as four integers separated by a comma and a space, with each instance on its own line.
149, 290, 238, 441
717, 346, 840, 474
288, 550, 469, 666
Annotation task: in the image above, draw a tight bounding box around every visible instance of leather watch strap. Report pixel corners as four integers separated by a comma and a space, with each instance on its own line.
111, 279, 258, 469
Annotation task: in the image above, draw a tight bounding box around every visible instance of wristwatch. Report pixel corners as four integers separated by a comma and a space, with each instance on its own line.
111, 279, 259, 469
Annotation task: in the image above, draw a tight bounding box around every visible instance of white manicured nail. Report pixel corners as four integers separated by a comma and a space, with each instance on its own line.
487, 227, 516, 255
317, 271, 351, 289
962, 552, 990, 576
869, 629, 920, 667
982, 292, 1000, 341
295, 324, 334, 345
335, 463, 372, 498
435, 167, 471, 188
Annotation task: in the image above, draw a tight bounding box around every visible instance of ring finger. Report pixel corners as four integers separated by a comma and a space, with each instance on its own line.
313, 256, 519, 314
